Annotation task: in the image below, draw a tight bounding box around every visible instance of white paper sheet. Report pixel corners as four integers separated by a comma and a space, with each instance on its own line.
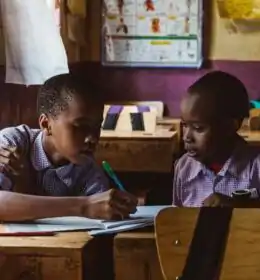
4, 205, 171, 234
0, 0, 69, 85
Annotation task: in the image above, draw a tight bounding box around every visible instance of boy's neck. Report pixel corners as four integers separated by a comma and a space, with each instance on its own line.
42, 133, 70, 167
207, 134, 240, 167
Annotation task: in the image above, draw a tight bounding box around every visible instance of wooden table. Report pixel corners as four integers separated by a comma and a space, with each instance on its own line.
0, 229, 162, 280
239, 131, 260, 146
0, 232, 114, 280
96, 127, 178, 173
114, 230, 163, 280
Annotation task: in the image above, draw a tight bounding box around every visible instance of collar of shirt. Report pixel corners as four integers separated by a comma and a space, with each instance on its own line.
30, 131, 75, 187
185, 137, 251, 182
30, 131, 52, 170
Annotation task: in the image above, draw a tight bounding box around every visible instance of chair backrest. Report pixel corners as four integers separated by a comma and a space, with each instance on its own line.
155, 207, 200, 280
155, 207, 260, 280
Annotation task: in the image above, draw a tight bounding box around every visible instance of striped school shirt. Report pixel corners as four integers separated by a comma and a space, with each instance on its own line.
0, 125, 109, 196
173, 137, 260, 207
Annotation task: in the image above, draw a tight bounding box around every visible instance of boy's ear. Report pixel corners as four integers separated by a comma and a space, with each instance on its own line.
38, 114, 52, 135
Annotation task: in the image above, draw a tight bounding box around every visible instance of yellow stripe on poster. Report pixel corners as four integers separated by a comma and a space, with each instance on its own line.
106, 15, 118, 20
150, 40, 172, 45
168, 15, 177, 20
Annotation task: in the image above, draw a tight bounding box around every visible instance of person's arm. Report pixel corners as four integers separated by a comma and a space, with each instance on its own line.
0, 164, 137, 222
0, 191, 83, 221
172, 160, 182, 207
0, 126, 137, 221
0, 125, 30, 191
0, 151, 136, 221
0, 187, 137, 222
0, 126, 80, 221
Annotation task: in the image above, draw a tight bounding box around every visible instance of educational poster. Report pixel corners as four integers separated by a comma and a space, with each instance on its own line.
102, 0, 203, 68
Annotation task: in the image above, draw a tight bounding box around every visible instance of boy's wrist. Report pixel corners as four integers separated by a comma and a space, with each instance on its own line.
74, 196, 91, 217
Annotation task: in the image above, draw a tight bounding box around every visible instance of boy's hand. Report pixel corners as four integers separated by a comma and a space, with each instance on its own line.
0, 146, 24, 176
83, 189, 138, 220
0, 146, 33, 194
202, 193, 233, 207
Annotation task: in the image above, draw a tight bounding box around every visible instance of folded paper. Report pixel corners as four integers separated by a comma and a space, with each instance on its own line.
103, 105, 157, 134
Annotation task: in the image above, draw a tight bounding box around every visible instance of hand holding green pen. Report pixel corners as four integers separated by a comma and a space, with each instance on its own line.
101, 161, 139, 217
85, 187, 138, 220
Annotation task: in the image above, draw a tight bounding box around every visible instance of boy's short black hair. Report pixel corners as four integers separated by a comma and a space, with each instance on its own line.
188, 71, 249, 121
37, 73, 101, 117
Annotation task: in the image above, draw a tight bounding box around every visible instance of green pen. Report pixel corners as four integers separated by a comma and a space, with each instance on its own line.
102, 161, 126, 191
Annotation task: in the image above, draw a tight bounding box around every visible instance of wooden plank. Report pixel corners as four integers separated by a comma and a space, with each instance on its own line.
155, 208, 260, 280
238, 131, 260, 146
220, 209, 260, 280
156, 118, 182, 146
114, 231, 163, 280
0, 232, 114, 280
96, 134, 177, 173
100, 128, 176, 139
155, 208, 200, 280
0, 232, 92, 255
0, 254, 82, 280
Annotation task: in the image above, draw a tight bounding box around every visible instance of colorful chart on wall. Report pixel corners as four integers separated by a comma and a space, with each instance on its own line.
101, 0, 203, 68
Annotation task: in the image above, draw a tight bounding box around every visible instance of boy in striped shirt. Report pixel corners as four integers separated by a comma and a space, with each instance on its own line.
173, 71, 260, 207
0, 73, 137, 221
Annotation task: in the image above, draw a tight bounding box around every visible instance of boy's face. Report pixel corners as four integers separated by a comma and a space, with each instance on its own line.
180, 93, 225, 163
42, 94, 104, 165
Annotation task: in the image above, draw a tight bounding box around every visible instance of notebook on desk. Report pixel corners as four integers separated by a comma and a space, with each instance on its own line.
2, 206, 171, 236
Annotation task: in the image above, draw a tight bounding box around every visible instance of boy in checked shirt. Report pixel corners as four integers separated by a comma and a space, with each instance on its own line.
0, 73, 137, 221
173, 71, 260, 207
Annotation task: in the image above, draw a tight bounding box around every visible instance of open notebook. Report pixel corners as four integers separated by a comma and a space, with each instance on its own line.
2, 206, 171, 236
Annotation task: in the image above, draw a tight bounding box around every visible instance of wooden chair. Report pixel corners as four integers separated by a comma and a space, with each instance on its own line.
155, 207, 260, 280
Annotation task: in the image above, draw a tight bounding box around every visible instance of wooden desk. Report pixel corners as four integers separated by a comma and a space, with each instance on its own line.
0, 229, 162, 280
0, 232, 114, 280
114, 230, 163, 280
96, 127, 177, 173
156, 118, 260, 147
239, 131, 260, 146
156, 117, 181, 129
